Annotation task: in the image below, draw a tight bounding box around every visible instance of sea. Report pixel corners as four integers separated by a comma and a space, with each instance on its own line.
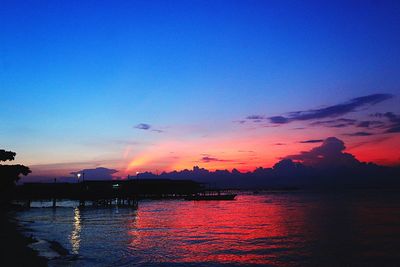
16, 191, 400, 266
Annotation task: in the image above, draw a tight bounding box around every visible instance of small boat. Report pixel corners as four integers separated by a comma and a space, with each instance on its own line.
184, 193, 237, 201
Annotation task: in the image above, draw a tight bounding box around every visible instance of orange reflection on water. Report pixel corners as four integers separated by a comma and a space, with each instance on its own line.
128, 195, 307, 265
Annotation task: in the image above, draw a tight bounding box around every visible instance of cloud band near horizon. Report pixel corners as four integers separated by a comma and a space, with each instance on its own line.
246, 94, 393, 125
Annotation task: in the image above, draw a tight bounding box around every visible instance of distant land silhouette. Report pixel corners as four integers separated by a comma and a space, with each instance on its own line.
19, 137, 400, 190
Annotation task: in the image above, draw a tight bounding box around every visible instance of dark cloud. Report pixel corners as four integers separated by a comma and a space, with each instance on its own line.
274, 143, 286, 146
331, 123, 352, 128
269, 116, 290, 124
267, 94, 392, 124
134, 123, 164, 133
387, 126, 400, 133
308, 120, 331, 126
134, 123, 151, 130
246, 115, 266, 120
310, 118, 356, 127
372, 112, 400, 133
299, 139, 324, 143
70, 167, 119, 180
356, 120, 384, 128
378, 112, 398, 121
201, 156, 232, 163
285, 137, 360, 167
345, 132, 373, 136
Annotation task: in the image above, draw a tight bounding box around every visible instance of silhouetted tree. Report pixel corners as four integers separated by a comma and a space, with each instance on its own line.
0, 149, 31, 203
0, 149, 16, 161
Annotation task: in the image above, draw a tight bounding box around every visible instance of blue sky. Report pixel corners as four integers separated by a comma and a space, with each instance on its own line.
1, 0, 399, 177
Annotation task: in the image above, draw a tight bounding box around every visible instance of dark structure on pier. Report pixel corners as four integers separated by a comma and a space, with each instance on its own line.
15, 179, 203, 207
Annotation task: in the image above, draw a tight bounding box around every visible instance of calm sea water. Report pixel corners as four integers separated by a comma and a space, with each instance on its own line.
16, 192, 400, 266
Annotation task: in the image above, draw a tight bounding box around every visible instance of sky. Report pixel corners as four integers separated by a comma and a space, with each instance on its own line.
1, 0, 399, 179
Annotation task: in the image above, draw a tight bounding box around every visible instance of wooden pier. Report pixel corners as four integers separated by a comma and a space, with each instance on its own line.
15, 179, 203, 208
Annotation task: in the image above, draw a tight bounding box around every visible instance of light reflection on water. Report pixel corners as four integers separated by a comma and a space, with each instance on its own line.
16, 192, 400, 266
70, 207, 81, 254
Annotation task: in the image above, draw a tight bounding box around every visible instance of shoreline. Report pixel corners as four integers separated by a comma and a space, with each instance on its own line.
0, 204, 48, 267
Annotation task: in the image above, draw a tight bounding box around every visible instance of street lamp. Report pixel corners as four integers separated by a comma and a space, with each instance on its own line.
77, 173, 81, 183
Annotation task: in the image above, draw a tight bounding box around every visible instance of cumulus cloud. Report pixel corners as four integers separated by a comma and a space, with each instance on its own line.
285, 137, 360, 167
70, 167, 119, 180
266, 94, 392, 124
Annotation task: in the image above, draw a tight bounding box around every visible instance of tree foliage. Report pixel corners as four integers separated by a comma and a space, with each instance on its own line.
0, 149, 31, 201
0, 149, 16, 161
